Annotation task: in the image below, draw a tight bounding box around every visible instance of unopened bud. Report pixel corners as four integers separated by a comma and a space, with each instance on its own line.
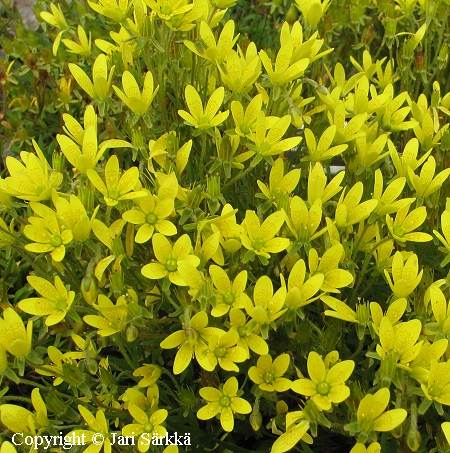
85, 357, 98, 375
361, 25, 376, 46
250, 410, 262, 431
406, 427, 422, 452
178, 388, 196, 406
81, 276, 98, 305
126, 324, 139, 343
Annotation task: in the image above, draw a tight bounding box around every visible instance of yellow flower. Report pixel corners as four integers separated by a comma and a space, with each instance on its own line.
349, 442, 381, 453
83, 294, 129, 336
197, 376, 252, 432
0, 141, 62, 201
122, 193, 177, 243
285, 259, 323, 310
294, 0, 331, 28
0, 389, 48, 435
35, 345, 75, 385
434, 210, 450, 256
55, 194, 99, 242
248, 112, 302, 162
291, 351, 354, 411
133, 364, 162, 387
62, 25, 91, 56
303, 125, 348, 162
257, 157, 300, 202
88, 0, 133, 21
389, 137, 431, 178
335, 182, 378, 229
308, 243, 354, 293
421, 360, 450, 405
241, 210, 290, 263
67, 406, 111, 453
122, 405, 168, 452
178, 85, 229, 131
69, 54, 115, 102
113, 71, 159, 116
370, 297, 407, 335
141, 233, 200, 285
40, 4, 68, 55
384, 252, 423, 298
372, 169, 411, 217
408, 155, 450, 199
259, 35, 310, 86
198, 329, 247, 372
376, 317, 423, 370
307, 162, 344, 205
24, 202, 73, 262
247, 275, 287, 339
249, 354, 292, 392
144, 0, 194, 21
228, 308, 268, 357
386, 203, 433, 244
160, 311, 223, 374
87, 155, 147, 206
209, 265, 252, 317
18, 275, 75, 326
0, 308, 32, 358
218, 44, 261, 94
184, 20, 238, 64
0, 442, 18, 453
230, 94, 264, 139
345, 388, 407, 436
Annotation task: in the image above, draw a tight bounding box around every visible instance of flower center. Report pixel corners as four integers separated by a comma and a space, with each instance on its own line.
224, 292, 234, 305
220, 396, 231, 407
263, 371, 274, 383
253, 238, 264, 250
146, 213, 157, 224
55, 299, 67, 311
50, 236, 62, 247
237, 326, 247, 337
240, 123, 251, 134
317, 382, 330, 395
161, 5, 172, 15
166, 259, 178, 272
393, 226, 404, 237
429, 385, 442, 397
214, 347, 226, 358
108, 188, 120, 200
144, 423, 153, 432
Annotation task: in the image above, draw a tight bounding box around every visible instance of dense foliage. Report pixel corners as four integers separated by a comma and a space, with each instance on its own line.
1, 0, 450, 452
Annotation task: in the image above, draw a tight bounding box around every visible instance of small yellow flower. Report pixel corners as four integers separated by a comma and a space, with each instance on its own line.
257, 157, 300, 202
384, 252, 423, 298
241, 210, 290, 262
62, 25, 91, 56
122, 193, 177, 243
159, 311, 223, 375
141, 233, 200, 285
133, 364, 162, 387
247, 275, 287, 339
178, 85, 229, 131
376, 317, 423, 369
83, 294, 129, 336
0, 308, 32, 359
0, 141, 62, 201
372, 169, 411, 217
197, 376, 252, 432
24, 202, 73, 262
228, 308, 269, 357
349, 442, 381, 453
67, 406, 111, 453
230, 94, 265, 139
218, 45, 261, 94
0, 442, 18, 453
249, 354, 292, 392
122, 404, 168, 452
209, 265, 252, 317
40, 3, 68, 54
434, 210, 450, 256
144, 0, 194, 21
184, 20, 238, 64
307, 162, 344, 205
69, 54, 115, 102
291, 351, 354, 411
55, 194, 99, 242
408, 155, 450, 199
248, 112, 302, 161
303, 125, 348, 162
198, 330, 247, 372
295, 0, 331, 28
88, 0, 133, 21
113, 71, 159, 116
349, 388, 407, 434
18, 275, 75, 326
389, 137, 431, 178
87, 155, 147, 206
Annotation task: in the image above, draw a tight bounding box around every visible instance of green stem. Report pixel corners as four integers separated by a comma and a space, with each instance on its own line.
223, 165, 253, 190
199, 132, 208, 178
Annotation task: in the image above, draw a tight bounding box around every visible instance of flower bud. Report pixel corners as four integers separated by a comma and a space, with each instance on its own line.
322, 325, 339, 350
285, 4, 298, 25
289, 106, 303, 129
46, 392, 66, 414
85, 357, 98, 375
126, 324, 139, 343
81, 275, 98, 305
296, 318, 312, 344
250, 410, 263, 431
406, 427, 422, 452
62, 363, 83, 386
